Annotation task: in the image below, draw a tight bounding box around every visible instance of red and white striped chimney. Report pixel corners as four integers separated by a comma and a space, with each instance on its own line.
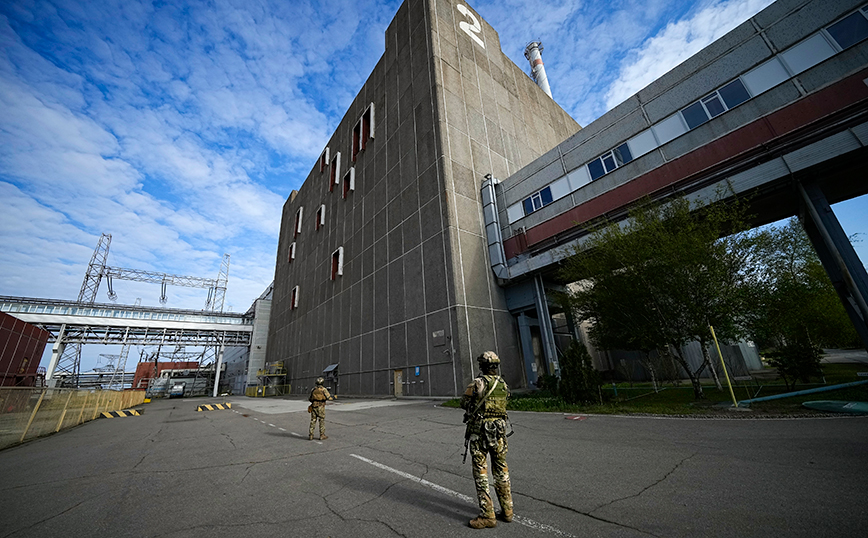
524, 41, 552, 99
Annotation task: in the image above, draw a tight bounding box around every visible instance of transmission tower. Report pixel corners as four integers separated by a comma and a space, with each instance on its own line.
48, 233, 231, 387
50, 234, 113, 386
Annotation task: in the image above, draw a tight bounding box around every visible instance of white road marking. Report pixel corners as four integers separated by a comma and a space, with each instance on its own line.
268, 423, 275, 427
349, 454, 576, 536
278, 427, 286, 431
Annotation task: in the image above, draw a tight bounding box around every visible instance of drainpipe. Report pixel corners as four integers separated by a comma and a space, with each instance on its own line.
481, 174, 510, 280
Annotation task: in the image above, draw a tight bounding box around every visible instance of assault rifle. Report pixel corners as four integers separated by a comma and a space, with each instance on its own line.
461, 376, 501, 464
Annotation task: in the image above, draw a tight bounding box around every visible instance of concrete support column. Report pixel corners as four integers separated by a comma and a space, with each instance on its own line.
212, 343, 225, 397
533, 275, 560, 376
517, 313, 537, 387
45, 324, 66, 387
798, 180, 868, 352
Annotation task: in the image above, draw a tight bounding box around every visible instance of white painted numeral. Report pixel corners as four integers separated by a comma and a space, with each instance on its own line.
456, 4, 484, 49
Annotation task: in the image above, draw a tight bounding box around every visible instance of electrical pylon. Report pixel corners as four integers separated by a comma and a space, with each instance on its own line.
48, 234, 231, 387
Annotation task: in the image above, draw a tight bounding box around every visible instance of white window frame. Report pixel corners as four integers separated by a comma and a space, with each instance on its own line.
319, 147, 330, 173
295, 206, 303, 236
316, 204, 326, 230
343, 167, 355, 198
331, 246, 344, 280
288, 241, 296, 262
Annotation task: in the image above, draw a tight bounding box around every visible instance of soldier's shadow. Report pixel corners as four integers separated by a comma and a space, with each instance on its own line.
324, 472, 473, 524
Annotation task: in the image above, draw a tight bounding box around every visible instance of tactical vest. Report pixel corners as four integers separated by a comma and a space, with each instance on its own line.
480, 375, 508, 418
311, 387, 328, 403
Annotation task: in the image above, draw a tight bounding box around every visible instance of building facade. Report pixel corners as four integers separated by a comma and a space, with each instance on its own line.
266, 0, 579, 396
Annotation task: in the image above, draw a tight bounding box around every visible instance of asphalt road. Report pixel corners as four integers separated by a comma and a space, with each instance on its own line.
1, 396, 867, 538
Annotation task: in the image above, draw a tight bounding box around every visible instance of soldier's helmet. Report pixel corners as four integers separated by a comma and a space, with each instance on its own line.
477, 351, 500, 365
316, 377, 325, 385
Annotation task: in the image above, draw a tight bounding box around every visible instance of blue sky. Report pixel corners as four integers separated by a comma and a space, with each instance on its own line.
2, 0, 865, 370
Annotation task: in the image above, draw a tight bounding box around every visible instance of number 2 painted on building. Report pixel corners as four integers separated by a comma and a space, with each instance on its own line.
456, 4, 484, 49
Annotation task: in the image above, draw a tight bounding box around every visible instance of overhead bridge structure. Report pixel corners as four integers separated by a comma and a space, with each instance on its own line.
481, 0, 868, 382
1, 296, 253, 388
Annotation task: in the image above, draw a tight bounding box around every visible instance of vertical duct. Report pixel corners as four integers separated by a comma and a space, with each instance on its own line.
524, 41, 552, 98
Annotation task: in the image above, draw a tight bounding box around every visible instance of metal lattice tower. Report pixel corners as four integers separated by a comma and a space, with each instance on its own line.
205, 254, 230, 312
51, 234, 113, 386
79, 233, 112, 303
48, 234, 232, 387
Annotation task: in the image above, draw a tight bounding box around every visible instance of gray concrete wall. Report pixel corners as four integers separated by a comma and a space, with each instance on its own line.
429, 0, 580, 392
266, 0, 579, 396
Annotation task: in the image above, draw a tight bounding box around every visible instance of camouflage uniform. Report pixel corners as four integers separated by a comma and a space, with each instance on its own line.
461, 352, 513, 528
309, 379, 332, 439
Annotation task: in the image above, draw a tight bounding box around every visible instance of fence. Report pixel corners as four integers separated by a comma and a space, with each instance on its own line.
245, 384, 291, 397
0, 387, 146, 450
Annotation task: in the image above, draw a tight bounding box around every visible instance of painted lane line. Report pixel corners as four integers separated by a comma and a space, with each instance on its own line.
278, 427, 286, 431
349, 454, 575, 537
268, 423, 275, 427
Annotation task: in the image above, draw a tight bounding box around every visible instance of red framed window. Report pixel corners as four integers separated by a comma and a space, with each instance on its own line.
294, 207, 303, 238
343, 167, 354, 199
352, 104, 375, 162
329, 152, 341, 192
315, 204, 325, 230
319, 147, 329, 173
331, 247, 344, 280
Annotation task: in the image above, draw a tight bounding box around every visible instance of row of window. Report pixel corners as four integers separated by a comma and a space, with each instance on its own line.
517, 4, 868, 219
291, 104, 375, 258
286, 247, 344, 311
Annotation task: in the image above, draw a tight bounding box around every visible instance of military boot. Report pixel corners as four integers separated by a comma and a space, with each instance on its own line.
308, 434, 313, 440
498, 509, 513, 522
321, 435, 328, 440
468, 516, 497, 529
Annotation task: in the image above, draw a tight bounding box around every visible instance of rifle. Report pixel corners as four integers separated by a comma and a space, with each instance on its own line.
461, 376, 501, 464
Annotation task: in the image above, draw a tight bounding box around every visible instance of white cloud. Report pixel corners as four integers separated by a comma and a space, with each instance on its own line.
604, 0, 775, 110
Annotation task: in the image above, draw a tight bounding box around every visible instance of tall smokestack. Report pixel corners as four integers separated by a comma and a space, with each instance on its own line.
524, 41, 552, 99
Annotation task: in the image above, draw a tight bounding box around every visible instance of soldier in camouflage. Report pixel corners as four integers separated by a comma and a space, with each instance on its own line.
308, 377, 334, 440
460, 351, 514, 529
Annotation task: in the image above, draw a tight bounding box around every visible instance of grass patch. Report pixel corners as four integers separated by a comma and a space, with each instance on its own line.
442, 363, 868, 416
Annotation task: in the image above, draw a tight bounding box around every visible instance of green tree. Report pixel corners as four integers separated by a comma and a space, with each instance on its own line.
560, 194, 756, 400
558, 341, 602, 404
742, 218, 859, 386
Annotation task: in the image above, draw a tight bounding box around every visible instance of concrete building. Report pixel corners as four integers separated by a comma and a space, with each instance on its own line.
268, 0, 868, 394
266, 0, 579, 396
223, 284, 273, 395
483, 0, 868, 379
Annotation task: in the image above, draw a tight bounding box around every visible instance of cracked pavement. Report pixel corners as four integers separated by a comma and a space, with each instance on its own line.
1, 397, 867, 537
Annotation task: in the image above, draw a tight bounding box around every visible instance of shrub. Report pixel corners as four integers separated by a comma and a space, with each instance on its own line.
558, 341, 602, 404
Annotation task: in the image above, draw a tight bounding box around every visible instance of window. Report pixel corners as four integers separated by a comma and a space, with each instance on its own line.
331, 247, 344, 280
681, 78, 751, 131
352, 103, 375, 162
682, 101, 709, 130
827, 10, 868, 50
319, 147, 330, 173
587, 142, 633, 181
290, 286, 299, 309
329, 152, 341, 192
522, 186, 553, 216
294, 207, 303, 238
315, 204, 325, 230
288, 242, 296, 263
343, 167, 355, 199
717, 79, 750, 109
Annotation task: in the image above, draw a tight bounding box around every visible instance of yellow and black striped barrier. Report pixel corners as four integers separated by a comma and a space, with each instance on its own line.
100, 409, 142, 418
196, 403, 232, 412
